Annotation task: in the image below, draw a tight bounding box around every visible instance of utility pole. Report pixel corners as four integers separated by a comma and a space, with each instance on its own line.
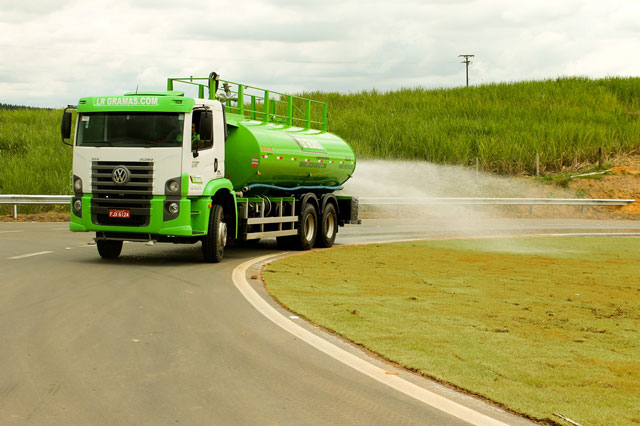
458, 54, 474, 87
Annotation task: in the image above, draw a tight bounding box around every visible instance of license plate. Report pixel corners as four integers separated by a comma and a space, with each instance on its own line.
108, 209, 130, 218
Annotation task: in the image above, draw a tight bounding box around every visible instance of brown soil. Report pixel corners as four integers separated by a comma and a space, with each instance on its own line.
0, 211, 70, 222
568, 155, 640, 218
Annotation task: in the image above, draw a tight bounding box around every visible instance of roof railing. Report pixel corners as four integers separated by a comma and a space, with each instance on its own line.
167, 74, 327, 132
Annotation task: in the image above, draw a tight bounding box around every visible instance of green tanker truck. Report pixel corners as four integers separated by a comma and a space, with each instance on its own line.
61, 73, 359, 262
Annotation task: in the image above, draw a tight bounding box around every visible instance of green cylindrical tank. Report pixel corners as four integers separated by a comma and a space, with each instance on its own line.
225, 117, 356, 194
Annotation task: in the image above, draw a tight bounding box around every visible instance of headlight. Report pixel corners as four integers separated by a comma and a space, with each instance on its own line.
73, 199, 82, 211
165, 179, 180, 194
73, 176, 82, 192
168, 202, 179, 214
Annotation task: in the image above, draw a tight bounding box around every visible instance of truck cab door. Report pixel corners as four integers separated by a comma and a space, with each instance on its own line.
188, 104, 226, 195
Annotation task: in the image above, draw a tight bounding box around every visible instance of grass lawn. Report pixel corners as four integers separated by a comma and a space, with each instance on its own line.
263, 236, 640, 426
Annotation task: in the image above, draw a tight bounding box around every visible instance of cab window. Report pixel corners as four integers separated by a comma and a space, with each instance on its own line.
192, 110, 213, 151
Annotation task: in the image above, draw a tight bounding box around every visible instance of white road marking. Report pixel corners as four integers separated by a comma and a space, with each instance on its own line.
8, 251, 54, 260
0, 230, 25, 234
233, 254, 511, 426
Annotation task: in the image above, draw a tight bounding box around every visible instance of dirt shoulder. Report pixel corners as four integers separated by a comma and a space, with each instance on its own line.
567, 156, 640, 217
0, 211, 69, 222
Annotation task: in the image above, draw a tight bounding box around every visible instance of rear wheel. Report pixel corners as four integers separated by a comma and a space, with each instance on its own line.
315, 203, 338, 248
96, 240, 123, 259
295, 202, 318, 250
202, 204, 226, 263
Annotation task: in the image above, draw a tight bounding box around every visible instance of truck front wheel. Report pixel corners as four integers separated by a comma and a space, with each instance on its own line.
202, 204, 226, 263
96, 240, 123, 259
315, 203, 337, 248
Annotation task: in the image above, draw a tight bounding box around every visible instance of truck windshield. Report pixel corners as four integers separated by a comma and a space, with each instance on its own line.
76, 112, 184, 147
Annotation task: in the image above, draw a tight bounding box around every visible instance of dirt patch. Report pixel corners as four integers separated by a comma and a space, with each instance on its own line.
611, 166, 640, 176
0, 211, 69, 222
569, 155, 640, 217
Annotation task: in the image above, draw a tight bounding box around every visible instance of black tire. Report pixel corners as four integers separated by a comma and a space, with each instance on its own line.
202, 204, 226, 263
315, 203, 338, 248
96, 240, 123, 259
294, 202, 318, 250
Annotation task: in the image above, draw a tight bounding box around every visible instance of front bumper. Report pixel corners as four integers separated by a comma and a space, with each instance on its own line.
70, 195, 198, 236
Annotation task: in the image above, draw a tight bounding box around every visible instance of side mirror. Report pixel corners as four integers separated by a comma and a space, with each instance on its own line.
61, 112, 72, 139
199, 110, 213, 142
61, 107, 75, 146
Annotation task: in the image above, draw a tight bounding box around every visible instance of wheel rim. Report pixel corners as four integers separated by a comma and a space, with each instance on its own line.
218, 221, 227, 248
304, 214, 315, 242
324, 212, 335, 238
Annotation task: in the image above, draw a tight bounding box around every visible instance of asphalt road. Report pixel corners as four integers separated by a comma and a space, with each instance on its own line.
1, 219, 638, 425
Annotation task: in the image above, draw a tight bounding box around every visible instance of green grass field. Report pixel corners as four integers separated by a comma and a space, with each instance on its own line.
0, 108, 71, 195
0, 108, 72, 213
264, 236, 640, 426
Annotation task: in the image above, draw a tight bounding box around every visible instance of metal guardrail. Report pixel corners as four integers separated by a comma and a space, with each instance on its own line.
359, 197, 636, 215
0, 195, 71, 219
0, 195, 636, 219
0, 195, 72, 204
359, 197, 635, 206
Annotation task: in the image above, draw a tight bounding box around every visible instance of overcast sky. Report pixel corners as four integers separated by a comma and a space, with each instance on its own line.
1, 0, 639, 107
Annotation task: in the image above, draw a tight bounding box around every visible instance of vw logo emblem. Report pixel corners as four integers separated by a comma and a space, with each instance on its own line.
112, 166, 130, 185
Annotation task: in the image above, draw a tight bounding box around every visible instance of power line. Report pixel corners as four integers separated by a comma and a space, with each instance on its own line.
458, 54, 474, 87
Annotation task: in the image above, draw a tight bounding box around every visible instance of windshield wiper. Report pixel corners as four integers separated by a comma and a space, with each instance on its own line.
85, 141, 113, 147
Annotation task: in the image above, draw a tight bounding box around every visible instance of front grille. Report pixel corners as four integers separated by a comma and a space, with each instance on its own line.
91, 161, 153, 226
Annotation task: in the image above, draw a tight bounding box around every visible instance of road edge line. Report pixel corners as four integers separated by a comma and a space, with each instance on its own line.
8, 251, 53, 260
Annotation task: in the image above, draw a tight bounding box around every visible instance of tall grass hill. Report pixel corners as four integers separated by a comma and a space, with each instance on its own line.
0, 77, 638, 216
307, 76, 640, 175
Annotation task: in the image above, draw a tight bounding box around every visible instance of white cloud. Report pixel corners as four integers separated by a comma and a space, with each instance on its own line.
0, 0, 638, 106
500, 0, 580, 24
